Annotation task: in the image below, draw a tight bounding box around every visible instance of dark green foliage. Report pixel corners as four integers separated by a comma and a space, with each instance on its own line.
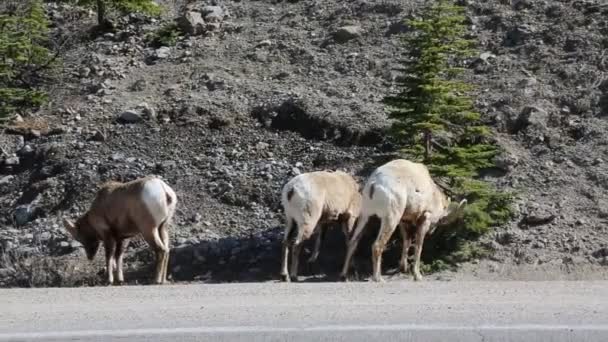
76, 0, 161, 26
385, 0, 513, 264
146, 22, 182, 48
0, 0, 53, 119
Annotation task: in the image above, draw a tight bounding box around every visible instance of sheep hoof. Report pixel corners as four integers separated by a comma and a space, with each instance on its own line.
339, 274, 348, 282
399, 264, 409, 274
280, 274, 291, 282
414, 273, 423, 281
372, 276, 385, 283
290, 275, 299, 282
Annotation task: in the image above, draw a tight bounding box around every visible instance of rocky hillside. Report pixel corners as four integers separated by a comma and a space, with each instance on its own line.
1, 0, 608, 286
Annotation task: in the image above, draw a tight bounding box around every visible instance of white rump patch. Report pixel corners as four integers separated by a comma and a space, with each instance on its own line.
141, 178, 169, 225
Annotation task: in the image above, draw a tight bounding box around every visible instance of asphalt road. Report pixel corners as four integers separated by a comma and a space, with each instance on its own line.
1, 281, 608, 342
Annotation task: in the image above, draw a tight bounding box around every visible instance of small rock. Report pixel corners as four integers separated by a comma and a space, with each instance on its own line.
130, 79, 147, 91
479, 52, 496, 62
592, 247, 608, 259
13, 205, 34, 226
91, 130, 106, 142
12, 114, 24, 123
202, 6, 224, 22
256, 39, 272, 48
333, 25, 362, 43
118, 110, 143, 123
521, 209, 556, 226
256, 142, 270, 150
177, 11, 206, 35
79, 67, 91, 78
136, 102, 156, 119
4, 156, 20, 166
511, 0, 532, 10
205, 22, 221, 32
512, 105, 548, 134
0, 268, 16, 278
0, 175, 15, 185
155, 46, 171, 59
495, 230, 519, 245
191, 213, 202, 223
111, 153, 125, 161
495, 149, 519, 172
38, 232, 52, 241
17, 145, 34, 157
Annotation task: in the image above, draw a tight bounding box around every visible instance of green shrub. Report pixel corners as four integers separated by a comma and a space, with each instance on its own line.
0, 0, 54, 119
146, 22, 182, 48
384, 0, 514, 266
76, 0, 162, 27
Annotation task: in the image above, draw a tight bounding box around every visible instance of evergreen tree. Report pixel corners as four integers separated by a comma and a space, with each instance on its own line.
0, 0, 53, 119
385, 0, 513, 258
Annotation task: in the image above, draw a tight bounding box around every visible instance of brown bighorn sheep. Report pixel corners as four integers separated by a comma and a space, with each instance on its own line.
280, 170, 361, 282
63, 176, 177, 285
340, 159, 466, 282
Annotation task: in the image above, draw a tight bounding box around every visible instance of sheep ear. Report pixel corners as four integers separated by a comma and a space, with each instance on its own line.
62, 218, 78, 238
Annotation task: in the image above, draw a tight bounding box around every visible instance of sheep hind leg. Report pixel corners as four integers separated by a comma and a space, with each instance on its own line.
290, 222, 316, 282
280, 218, 295, 282
290, 239, 303, 282
159, 221, 170, 283
372, 214, 401, 283
413, 214, 432, 281
142, 227, 169, 285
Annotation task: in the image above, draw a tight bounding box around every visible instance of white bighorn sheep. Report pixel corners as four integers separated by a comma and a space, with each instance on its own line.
62, 176, 177, 285
340, 159, 466, 282
280, 170, 361, 282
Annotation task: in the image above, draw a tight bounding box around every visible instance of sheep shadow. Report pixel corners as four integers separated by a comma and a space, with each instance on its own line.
131, 219, 408, 284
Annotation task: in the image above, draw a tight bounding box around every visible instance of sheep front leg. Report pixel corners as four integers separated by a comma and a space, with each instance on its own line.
342, 214, 357, 248
413, 214, 431, 281
114, 239, 127, 284
104, 238, 117, 285
340, 215, 369, 280
307, 227, 323, 263
399, 222, 411, 274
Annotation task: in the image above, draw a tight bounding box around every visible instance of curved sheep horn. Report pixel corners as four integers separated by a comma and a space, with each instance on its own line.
455, 199, 467, 217
62, 218, 78, 238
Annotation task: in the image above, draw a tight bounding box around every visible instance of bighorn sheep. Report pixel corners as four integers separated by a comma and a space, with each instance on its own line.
340, 159, 466, 282
280, 170, 361, 282
63, 176, 177, 285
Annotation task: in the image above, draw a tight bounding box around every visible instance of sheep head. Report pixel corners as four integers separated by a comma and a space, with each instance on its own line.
438, 198, 467, 226
62, 216, 100, 261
